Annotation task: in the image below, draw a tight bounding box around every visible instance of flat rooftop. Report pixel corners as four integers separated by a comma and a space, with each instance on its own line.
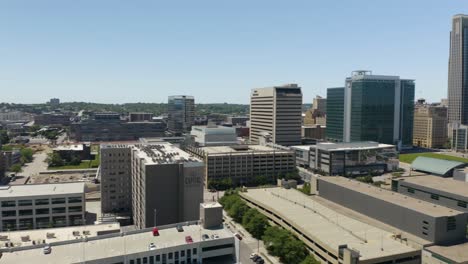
397, 175, 468, 198
201, 145, 292, 155
426, 242, 468, 264
0, 223, 120, 248
0, 224, 233, 264
320, 177, 463, 217
0, 183, 85, 198
53, 144, 84, 151
241, 188, 418, 261
133, 143, 202, 164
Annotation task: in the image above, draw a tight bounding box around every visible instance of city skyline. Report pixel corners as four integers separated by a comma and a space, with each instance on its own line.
0, 1, 466, 104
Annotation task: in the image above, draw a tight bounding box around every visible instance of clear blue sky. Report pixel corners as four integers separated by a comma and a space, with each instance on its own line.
0, 0, 465, 104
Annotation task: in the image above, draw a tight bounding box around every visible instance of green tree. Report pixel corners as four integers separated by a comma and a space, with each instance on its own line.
10, 164, 22, 173
47, 152, 64, 167
245, 213, 268, 239
300, 255, 320, 264
229, 200, 249, 223
20, 148, 34, 163
0, 130, 9, 144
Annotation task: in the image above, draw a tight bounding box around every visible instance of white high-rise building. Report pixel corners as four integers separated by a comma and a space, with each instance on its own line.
250, 84, 302, 146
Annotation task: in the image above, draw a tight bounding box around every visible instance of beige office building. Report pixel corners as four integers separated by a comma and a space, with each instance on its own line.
189, 145, 295, 186
413, 104, 448, 148
250, 84, 302, 146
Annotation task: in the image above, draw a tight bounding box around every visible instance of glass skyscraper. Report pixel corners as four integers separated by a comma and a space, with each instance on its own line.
326, 71, 415, 149
448, 14, 468, 125
167, 95, 195, 134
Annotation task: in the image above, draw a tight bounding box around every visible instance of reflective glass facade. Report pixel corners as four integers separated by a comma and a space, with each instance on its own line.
349, 80, 395, 144
326, 87, 345, 141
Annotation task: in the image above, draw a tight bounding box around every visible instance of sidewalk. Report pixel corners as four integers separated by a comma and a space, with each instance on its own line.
223, 212, 281, 264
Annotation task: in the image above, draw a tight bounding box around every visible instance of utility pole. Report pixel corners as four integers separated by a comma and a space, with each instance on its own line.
154, 209, 157, 227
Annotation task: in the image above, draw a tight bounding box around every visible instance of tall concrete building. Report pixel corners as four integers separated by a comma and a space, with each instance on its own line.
326, 71, 415, 148
448, 14, 468, 126
250, 84, 302, 146
100, 144, 132, 215
167, 95, 195, 134
100, 142, 204, 228
131, 143, 204, 229
413, 103, 448, 148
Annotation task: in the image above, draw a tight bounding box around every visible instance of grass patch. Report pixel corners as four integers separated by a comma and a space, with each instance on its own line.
399, 152, 468, 164
48, 153, 100, 170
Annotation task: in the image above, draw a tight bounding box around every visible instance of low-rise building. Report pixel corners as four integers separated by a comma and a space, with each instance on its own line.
410, 157, 465, 177
190, 125, 238, 147
0, 183, 86, 231
131, 143, 204, 228
392, 176, 468, 213
53, 144, 92, 162
301, 125, 326, 140
129, 112, 154, 122
317, 177, 467, 245
34, 112, 73, 126
225, 116, 249, 126
70, 118, 166, 142
291, 141, 398, 175
0, 222, 236, 264
190, 145, 295, 186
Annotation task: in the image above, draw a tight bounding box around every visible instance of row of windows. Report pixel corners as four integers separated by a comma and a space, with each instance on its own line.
2, 206, 83, 217
128, 248, 198, 264
1, 197, 82, 208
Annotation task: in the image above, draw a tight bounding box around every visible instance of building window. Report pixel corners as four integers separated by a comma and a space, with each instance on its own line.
149, 256, 154, 264
52, 207, 66, 214
68, 206, 83, 213
68, 197, 82, 203
193, 248, 197, 255
457, 201, 467, 208
447, 217, 457, 231
19, 209, 33, 216
407, 188, 415, 194
36, 208, 50, 215
52, 198, 66, 204
2, 210, 16, 217
1, 201, 16, 207
168, 253, 173, 259
156, 255, 160, 261
18, 200, 32, 206
35, 199, 49, 206
431, 194, 439, 200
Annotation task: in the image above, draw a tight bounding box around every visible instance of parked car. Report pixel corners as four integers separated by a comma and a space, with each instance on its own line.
211, 234, 219, 239
234, 233, 242, 240
256, 258, 264, 264
152, 227, 159, 236
252, 255, 261, 262
176, 225, 184, 232
202, 234, 209, 240
185, 236, 193, 244
148, 243, 156, 251
250, 253, 258, 260
43, 245, 52, 254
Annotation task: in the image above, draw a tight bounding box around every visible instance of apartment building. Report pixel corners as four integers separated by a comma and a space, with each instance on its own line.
250, 84, 303, 146
0, 183, 85, 231
131, 143, 204, 229
413, 104, 448, 148
100, 144, 133, 215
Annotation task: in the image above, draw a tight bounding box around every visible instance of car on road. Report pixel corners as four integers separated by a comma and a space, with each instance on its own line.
256, 258, 265, 264
202, 234, 209, 240
176, 225, 184, 232
43, 245, 52, 254
250, 253, 258, 259
234, 233, 242, 240
148, 243, 156, 250
185, 236, 193, 243
211, 234, 219, 239
251, 255, 261, 262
